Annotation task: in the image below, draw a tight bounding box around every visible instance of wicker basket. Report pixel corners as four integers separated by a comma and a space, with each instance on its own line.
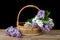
16, 5, 42, 35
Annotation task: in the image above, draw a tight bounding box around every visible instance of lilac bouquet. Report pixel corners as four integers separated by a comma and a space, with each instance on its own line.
24, 10, 54, 32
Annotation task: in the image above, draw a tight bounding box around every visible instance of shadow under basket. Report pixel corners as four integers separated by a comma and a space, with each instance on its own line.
16, 5, 43, 36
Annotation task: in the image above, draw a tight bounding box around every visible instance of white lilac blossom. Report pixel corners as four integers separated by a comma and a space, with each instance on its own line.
32, 16, 39, 23
48, 18, 54, 27
24, 22, 32, 26
5, 26, 22, 38
43, 18, 54, 27
32, 18, 36, 23
37, 10, 45, 19
32, 16, 43, 28
36, 20, 43, 27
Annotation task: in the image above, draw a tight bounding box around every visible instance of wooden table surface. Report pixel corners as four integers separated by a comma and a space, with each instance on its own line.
0, 29, 60, 40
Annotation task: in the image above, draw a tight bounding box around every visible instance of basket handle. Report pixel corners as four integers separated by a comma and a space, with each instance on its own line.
16, 5, 40, 27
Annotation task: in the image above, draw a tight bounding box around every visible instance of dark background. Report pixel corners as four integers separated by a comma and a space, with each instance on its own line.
0, 0, 60, 29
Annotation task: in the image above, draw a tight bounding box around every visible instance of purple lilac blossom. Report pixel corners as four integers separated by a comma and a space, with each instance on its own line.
37, 10, 45, 19
5, 26, 22, 38
40, 24, 52, 32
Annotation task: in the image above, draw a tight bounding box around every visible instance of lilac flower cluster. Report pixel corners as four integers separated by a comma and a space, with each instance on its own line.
40, 24, 52, 32
5, 26, 22, 38
37, 10, 45, 19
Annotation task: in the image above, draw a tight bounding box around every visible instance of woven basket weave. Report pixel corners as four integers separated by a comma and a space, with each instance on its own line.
16, 5, 42, 35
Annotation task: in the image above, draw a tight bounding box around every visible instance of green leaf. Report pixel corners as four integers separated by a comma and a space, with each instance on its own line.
44, 10, 50, 21
27, 18, 32, 23
38, 18, 43, 20
43, 20, 49, 23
